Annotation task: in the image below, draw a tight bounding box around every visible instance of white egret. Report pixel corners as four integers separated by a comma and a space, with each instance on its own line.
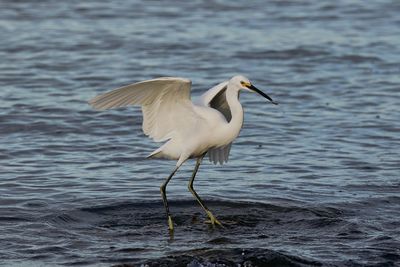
89, 75, 277, 232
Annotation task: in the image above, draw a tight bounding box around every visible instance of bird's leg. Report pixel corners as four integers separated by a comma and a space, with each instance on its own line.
160, 166, 179, 232
188, 154, 223, 227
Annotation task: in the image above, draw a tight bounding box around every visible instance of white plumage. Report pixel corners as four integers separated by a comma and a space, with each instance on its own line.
89, 75, 277, 232
89, 77, 193, 142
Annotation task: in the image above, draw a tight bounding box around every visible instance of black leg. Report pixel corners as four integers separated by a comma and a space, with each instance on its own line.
188, 154, 222, 226
160, 166, 179, 232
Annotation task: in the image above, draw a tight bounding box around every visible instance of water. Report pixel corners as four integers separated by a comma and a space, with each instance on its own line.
1, 0, 399, 266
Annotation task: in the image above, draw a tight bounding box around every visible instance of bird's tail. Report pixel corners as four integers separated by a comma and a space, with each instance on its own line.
147, 147, 163, 159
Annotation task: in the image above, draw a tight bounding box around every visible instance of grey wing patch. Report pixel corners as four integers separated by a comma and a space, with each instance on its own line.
209, 85, 232, 122
208, 143, 232, 165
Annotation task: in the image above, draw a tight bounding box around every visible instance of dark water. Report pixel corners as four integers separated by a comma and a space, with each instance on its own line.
1, 0, 400, 266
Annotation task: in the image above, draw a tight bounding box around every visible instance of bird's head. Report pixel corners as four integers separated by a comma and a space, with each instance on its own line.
230, 75, 278, 105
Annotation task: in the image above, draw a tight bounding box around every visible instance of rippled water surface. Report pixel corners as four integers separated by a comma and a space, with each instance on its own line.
1, 0, 400, 266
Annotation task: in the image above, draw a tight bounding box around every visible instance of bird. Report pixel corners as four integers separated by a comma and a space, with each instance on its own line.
89, 75, 277, 232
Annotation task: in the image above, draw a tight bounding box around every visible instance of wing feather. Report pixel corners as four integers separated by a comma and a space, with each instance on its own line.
89, 77, 190, 109
208, 142, 232, 165
199, 81, 228, 106
89, 77, 195, 142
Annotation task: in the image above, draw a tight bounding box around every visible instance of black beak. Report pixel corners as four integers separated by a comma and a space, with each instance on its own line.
247, 84, 278, 105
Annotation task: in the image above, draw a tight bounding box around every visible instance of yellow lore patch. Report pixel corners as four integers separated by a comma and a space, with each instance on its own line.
240, 81, 251, 87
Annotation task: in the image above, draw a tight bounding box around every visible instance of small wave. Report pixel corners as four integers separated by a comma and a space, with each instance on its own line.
0, 216, 31, 222
334, 54, 383, 63
237, 47, 330, 60
125, 248, 323, 267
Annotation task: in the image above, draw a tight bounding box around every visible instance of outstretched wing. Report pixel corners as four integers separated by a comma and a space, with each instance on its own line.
89, 77, 196, 142
199, 80, 234, 165
199, 81, 228, 114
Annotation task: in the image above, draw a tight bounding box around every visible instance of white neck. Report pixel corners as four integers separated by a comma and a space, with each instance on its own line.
224, 84, 243, 141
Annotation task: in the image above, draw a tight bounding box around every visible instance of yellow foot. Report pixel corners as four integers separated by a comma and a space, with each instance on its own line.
168, 216, 174, 232
205, 210, 223, 227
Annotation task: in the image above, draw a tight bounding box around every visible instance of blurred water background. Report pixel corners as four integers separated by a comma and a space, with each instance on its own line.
0, 0, 399, 266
